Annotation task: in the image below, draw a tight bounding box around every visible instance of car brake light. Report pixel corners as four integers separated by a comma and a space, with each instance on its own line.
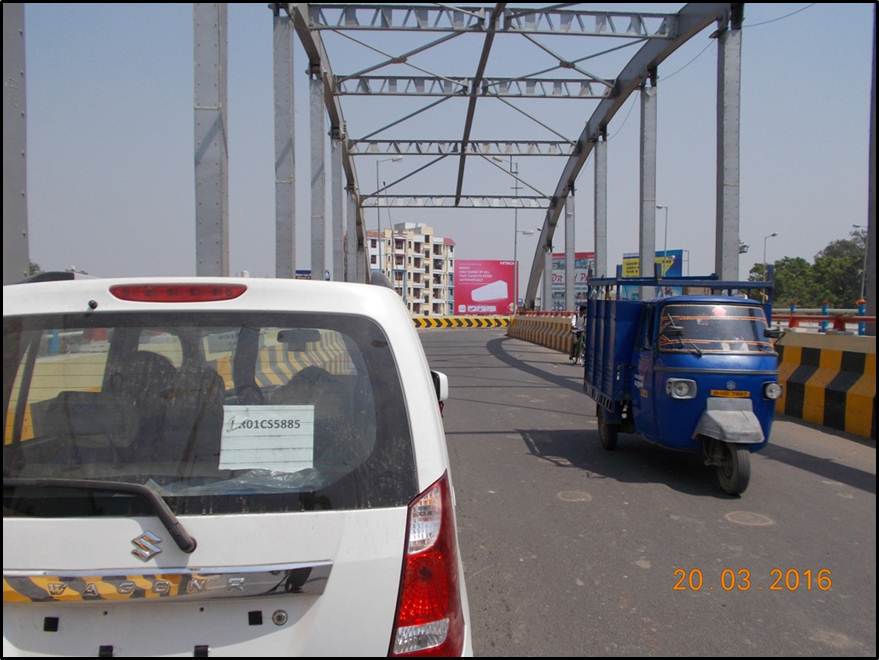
110, 284, 246, 302
390, 472, 463, 657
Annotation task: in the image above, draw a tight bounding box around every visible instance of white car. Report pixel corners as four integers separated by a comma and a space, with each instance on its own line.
2, 276, 470, 657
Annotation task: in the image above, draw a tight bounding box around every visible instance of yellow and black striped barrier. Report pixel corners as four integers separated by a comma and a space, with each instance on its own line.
776, 333, 875, 439
507, 316, 573, 355
413, 316, 510, 329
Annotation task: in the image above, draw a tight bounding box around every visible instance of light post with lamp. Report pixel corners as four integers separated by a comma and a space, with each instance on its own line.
763, 232, 778, 280
514, 227, 541, 309
493, 155, 522, 309
853, 224, 868, 300
656, 204, 670, 261
375, 156, 402, 275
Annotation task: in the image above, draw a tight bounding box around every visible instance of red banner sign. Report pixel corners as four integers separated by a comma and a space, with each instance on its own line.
454, 260, 516, 315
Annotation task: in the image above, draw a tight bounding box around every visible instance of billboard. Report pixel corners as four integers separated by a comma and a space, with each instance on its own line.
454, 260, 516, 315
550, 251, 595, 311
620, 249, 684, 300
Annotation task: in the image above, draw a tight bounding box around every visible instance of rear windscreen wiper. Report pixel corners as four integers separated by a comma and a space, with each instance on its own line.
3, 478, 197, 554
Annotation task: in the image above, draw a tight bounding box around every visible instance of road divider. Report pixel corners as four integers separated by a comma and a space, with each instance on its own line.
507, 315, 573, 354
776, 332, 875, 439
413, 317, 509, 329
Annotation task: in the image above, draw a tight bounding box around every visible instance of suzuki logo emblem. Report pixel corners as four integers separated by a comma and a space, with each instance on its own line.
131, 531, 163, 561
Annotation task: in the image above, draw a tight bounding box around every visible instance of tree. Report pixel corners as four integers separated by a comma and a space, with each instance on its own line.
749, 228, 866, 308
812, 228, 866, 306
28, 261, 42, 276
750, 257, 818, 307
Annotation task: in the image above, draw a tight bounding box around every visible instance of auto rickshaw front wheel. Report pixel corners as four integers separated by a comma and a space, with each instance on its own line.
716, 443, 751, 495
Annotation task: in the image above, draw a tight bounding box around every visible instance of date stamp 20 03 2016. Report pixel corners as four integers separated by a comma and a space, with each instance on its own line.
673, 568, 832, 592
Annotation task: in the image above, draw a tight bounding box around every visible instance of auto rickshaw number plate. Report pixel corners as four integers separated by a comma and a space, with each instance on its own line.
709, 389, 750, 398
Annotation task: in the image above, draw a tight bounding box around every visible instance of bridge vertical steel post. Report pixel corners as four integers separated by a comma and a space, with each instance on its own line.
543, 245, 553, 311
715, 6, 743, 281
310, 67, 326, 281
866, 5, 876, 334
273, 5, 295, 278
346, 188, 357, 281
3, 3, 29, 284
194, 3, 229, 276
331, 130, 344, 281
358, 236, 369, 283
564, 191, 575, 311
639, 75, 658, 300
594, 133, 608, 278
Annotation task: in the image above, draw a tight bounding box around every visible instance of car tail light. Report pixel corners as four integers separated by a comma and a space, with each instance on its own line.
110, 284, 246, 302
390, 472, 463, 657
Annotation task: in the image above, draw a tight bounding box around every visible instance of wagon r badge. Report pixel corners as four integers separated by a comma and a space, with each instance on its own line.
131, 531, 163, 561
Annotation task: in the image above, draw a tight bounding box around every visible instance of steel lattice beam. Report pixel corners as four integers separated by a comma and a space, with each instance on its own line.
348, 140, 574, 157
523, 3, 733, 307
360, 195, 550, 209
286, 4, 368, 261
334, 75, 613, 99
308, 5, 677, 38
456, 3, 505, 205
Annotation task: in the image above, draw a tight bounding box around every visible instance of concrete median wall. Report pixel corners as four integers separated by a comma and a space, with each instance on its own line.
507, 316, 573, 355
777, 332, 876, 439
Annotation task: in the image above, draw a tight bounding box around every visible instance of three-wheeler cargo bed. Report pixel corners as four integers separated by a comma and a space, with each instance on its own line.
583, 298, 641, 411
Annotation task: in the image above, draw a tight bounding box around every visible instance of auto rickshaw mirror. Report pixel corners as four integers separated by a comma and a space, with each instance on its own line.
764, 327, 782, 339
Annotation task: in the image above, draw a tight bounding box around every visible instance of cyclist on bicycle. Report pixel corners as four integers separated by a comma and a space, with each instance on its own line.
569, 304, 587, 363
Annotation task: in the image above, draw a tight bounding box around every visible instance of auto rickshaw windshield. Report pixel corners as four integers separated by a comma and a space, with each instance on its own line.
657, 304, 774, 354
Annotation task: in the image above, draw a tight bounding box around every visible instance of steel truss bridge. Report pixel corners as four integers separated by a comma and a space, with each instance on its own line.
2, 3, 875, 319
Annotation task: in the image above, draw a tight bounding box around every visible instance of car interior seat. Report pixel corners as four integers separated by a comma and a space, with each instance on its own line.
162, 361, 226, 473
105, 351, 178, 461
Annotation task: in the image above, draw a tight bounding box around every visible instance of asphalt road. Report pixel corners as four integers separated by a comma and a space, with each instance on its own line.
420, 329, 876, 657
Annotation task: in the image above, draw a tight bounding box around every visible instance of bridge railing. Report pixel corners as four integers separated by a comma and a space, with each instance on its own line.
773, 301, 872, 336
515, 305, 874, 336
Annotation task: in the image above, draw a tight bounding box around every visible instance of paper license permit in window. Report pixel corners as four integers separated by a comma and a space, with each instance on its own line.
220, 405, 315, 473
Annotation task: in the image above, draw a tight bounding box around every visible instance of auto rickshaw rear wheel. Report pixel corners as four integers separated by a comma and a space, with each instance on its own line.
597, 408, 619, 451
716, 443, 751, 495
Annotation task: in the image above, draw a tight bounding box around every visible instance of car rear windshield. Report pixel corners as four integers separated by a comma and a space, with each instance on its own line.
657, 304, 774, 354
3, 312, 417, 516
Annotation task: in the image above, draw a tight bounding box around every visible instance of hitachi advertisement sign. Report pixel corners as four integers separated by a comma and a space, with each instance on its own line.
454, 260, 516, 315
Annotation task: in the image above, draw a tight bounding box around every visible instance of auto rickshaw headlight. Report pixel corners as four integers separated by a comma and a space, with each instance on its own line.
666, 378, 697, 399
764, 382, 782, 400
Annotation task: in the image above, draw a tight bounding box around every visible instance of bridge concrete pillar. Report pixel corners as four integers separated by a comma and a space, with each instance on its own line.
867, 6, 876, 334
310, 68, 326, 281
194, 3, 229, 276
3, 3, 29, 285
330, 130, 344, 281
357, 239, 368, 283
543, 245, 554, 311
346, 189, 357, 282
564, 191, 575, 311
639, 76, 658, 300
715, 7, 743, 281
594, 133, 608, 278
273, 7, 295, 278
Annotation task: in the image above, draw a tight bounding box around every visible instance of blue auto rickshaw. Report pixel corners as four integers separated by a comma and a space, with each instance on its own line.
583, 271, 781, 495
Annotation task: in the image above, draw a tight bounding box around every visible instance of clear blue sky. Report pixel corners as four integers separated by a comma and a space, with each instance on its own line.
23, 3, 874, 287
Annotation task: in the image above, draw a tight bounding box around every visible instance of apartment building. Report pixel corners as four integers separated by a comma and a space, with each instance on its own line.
367, 223, 455, 316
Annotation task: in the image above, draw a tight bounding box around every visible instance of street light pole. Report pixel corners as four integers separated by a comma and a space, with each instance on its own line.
853, 224, 868, 299
656, 205, 669, 261
494, 155, 522, 310
763, 232, 778, 280
375, 157, 401, 276
511, 156, 521, 310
